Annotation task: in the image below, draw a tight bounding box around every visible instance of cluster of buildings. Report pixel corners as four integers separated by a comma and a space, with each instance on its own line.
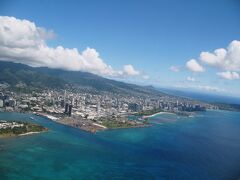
0, 120, 24, 129
0, 88, 215, 120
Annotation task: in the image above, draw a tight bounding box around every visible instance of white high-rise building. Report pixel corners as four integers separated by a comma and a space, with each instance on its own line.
64, 90, 67, 104
0, 99, 3, 108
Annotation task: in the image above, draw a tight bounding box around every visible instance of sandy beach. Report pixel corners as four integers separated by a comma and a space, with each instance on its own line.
143, 112, 175, 118
34, 112, 59, 121
18, 131, 42, 136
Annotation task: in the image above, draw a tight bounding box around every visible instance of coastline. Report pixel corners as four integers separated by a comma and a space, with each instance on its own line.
0, 118, 48, 138
0, 130, 47, 138
102, 123, 151, 131
34, 112, 59, 121
18, 131, 46, 136
1, 110, 197, 134
56, 117, 150, 133
34, 112, 150, 133
143, 111, 175, 118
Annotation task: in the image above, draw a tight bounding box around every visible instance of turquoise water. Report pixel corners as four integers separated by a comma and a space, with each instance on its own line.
0, 110, 240, 179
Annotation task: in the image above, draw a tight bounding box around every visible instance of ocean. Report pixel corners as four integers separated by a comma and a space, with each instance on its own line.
0, 110, 240, 179
158, 88, 240, 105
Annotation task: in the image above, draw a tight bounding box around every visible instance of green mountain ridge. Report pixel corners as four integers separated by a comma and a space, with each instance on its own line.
0, 61, 165, 96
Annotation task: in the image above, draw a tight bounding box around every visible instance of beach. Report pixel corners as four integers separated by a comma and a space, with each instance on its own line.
18, 131, 42, 136
143, 111, 175, 118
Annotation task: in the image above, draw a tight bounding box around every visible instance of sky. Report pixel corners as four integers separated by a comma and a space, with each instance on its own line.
0, 0, 240, 97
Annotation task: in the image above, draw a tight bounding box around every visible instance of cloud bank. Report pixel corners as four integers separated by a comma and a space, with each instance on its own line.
185, 40, 240, 80
174, 84, 225, 93
200, 40, 240, 71
186, 59, 204, 72
217, 71, 239, 80
0, 16, 142, 78
169, 65, 180, 72
123, 64, 140, 76
186, 76, 195, 82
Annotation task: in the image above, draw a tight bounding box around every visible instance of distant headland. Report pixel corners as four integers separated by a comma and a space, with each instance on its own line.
0, 120, 47, 138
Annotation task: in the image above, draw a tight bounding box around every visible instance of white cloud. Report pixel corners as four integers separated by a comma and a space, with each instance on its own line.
186, 76, 195, 82
200, 40, 240, 71
123, 64, 140, 76
197, 85, 225, 93
169, 65, 180, 72
37, 27, 56, 40
186, 59, 205, 72
142, 75, 149, 80
174, 84, 225, 93
0, 16, 143, 78
217, 71, 239, 80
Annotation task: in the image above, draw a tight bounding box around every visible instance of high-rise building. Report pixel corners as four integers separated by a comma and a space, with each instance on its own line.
97, 101, 100, 113
74, 99, 78, 107
0, 99, 3, 108
71, 97, 74, 106
68, 105, 72, 117
64, 90, 67, 105
64, 103, 69, 114
60, 100, 64, 108
9, 99, 15, 107
0, 92, 4, 100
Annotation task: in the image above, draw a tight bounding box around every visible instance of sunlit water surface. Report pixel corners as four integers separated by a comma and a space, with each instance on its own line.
0, 110, 240, 179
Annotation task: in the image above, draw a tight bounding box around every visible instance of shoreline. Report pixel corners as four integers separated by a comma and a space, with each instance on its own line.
0, 119, 48, 138
102, 123, 151, 131
0, 130, 47, 138
0, 111, 175, 134
33, 112, 150, 133
55, 117, 150, 134
18, 131, 44, 136
33, 112, 59, 121
143, 111, 175, 118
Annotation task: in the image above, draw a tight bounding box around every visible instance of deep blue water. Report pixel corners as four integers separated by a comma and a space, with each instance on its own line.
158, 87, 240, 105
0, 111, 240, 179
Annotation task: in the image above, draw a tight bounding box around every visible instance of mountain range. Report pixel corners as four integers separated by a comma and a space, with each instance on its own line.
0, 61, 165, 96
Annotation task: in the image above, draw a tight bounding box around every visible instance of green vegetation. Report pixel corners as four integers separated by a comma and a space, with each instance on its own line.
135, 108, 162, 116
0, 62, 66, 89
99, 117, 148, 129
0, 61, 166, 96
0, 121, 47, 137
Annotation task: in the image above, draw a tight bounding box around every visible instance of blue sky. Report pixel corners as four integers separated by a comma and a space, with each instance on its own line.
0, 0, 240, 96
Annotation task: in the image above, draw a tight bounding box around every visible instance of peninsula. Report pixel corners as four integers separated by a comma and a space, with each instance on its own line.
0, 120, 47, 137
36, 113, 149, 133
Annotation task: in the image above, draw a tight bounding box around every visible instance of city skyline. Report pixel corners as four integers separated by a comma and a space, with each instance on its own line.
0, 0, 240, 97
